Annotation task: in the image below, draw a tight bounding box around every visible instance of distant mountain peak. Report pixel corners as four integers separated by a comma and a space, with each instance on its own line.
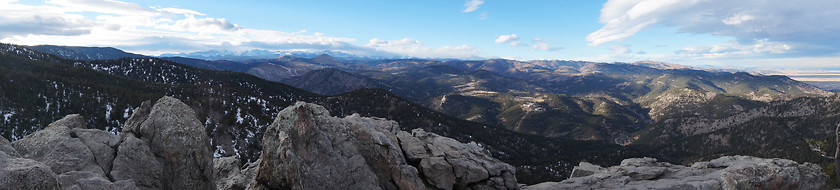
626, 60, 691, 70
312, 54, 340, 65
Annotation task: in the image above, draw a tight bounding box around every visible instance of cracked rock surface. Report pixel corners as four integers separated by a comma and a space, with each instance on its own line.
523, 156, 829, 190
249, 101, 518, 190
3, 96, 215, 190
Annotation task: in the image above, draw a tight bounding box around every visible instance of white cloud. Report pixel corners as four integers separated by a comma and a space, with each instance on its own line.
494, 34, 520, 46
0, 0, 479, 58
609, 44, 631, 54
163, 14, 242, 33
721, 13, 755, 25
45, 0, 152, 14
530, 38, 562, 52
462, 0, 484, 13
366, 38, 480, 59
675, 40, 792, 59
588, 0, 840, 54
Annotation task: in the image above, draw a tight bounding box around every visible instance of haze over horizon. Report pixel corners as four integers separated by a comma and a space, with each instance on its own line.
2, 0, 840, 80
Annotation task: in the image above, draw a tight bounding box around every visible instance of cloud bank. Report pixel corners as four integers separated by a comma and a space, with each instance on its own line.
0, 0, 480, 58
588, 0, 840, 57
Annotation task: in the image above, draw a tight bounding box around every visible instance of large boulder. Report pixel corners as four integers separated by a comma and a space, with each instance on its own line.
12, 115, 81, 161
72, 128, 121, 174
0, 140, 61, 190
250, 101, 517, 190
0, 135, 18, 157
121, 96, 215, 190
523, 155, 830, 190
4, 96, 214, 190
399, 129, 518, 190
9, 114, 141, 190
250, 102, 423, 190
110, 134, 163, 190
12, 114, 107, 178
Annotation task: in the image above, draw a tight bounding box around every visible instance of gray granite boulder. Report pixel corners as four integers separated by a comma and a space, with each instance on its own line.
122, 96, 214, 190
0, 135, 18, 157
72, 128, 121, 174
250, 102, 517, 190
110, 134, 163, 190
0, 144, 60, 190
213, 156, 256, 190
12, 115, 107, 179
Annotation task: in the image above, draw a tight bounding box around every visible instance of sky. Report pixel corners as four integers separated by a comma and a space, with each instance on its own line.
2, 0, 840, 80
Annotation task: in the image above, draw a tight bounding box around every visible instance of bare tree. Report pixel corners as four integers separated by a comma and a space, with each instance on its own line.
807, 124, 840, 181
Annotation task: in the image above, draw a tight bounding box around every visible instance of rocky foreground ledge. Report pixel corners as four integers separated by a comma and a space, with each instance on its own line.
526, 156, 829, 190
0, 96, 831, 190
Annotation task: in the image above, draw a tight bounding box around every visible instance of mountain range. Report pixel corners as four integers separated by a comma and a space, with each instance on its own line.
160, 49, 402, 61
5, 44, 840, 185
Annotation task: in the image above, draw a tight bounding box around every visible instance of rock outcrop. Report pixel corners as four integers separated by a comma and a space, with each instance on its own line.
524, 156, 830, 190
249, 102, 518, 190
0, 148, 61, 190
1, 96, 215, 190
121, 96, 215, 190
213, 156, 258, 190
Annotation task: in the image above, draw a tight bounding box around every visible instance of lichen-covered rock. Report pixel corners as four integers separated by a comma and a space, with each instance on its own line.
12, 116, 76, 161
402, 128, 518, 190
12, 115, 107, 178
122, 96, 214, 190
250, 102, 517, 190
524, 156, 830, 190
251, 102, 425, 190
71, 128, 121, 174
122, 100, 151, 133
0, 150, 61, 190
58, 171, 139, 190
569, 162, 603, 178
0, 135, 18, 157
110, 134, 163, 190
0, 97, 218, 190
213, 156, 254, 190
47, 114, 87, 129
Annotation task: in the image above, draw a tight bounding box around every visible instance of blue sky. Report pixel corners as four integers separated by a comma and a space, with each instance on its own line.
2, 0, 840, 78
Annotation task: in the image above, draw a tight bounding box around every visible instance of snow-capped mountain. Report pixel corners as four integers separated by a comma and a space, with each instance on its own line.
160, 49, 406, 60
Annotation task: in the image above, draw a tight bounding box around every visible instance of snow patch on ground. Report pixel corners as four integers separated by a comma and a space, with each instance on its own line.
123, 107, 131, 119
3, 111, 15, 123
105, 104, 113, 120
235, 108, 244, 124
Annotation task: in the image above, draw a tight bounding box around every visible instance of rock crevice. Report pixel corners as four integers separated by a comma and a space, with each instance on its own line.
248, 101, 518, 190
2, 96, 215, 190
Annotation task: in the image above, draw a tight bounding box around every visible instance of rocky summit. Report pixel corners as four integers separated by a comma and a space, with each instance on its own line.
247, 101, 518, 190
524, 156, 829, 190
0, 96, 832, 190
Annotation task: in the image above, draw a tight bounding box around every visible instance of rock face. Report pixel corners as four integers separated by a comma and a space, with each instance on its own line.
213, 157, 257, 190
121, 96, 215, 190
1, 96, 215, 190
0, 149, 61, 190
0, 134, 19, 157
249, 102, 518, 190
524, 156, 830, 190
